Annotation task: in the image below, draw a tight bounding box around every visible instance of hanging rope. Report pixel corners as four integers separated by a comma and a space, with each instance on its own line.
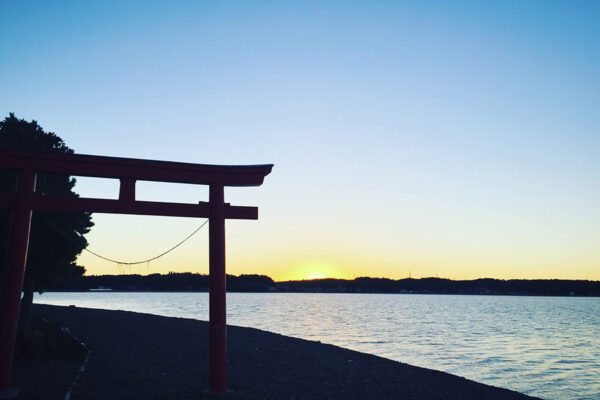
81, 220, 208, 265
38, 211, 208, 266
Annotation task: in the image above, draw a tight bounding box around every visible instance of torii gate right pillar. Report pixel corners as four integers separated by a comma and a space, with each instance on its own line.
209, 184, 227, 392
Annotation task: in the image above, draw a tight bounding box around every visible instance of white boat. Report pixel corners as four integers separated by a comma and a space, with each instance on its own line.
89, 286, 112, 292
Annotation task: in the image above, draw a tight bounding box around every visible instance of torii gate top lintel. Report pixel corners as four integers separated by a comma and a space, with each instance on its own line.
0, 148, 272, 394
0, 148, 273, 187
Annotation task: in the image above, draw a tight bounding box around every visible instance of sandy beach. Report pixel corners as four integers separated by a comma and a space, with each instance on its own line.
11, 304, 539, 399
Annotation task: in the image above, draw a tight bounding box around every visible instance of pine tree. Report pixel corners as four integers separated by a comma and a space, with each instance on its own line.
0, 113, 93, 333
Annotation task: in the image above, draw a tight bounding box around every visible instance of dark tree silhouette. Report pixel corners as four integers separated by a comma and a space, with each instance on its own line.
0, 113, 93, 333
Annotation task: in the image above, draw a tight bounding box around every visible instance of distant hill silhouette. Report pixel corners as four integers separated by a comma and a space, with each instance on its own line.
51, 273, 600, 296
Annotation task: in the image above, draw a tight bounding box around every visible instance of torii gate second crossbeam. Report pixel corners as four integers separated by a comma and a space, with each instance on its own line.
0, 149, 273, 393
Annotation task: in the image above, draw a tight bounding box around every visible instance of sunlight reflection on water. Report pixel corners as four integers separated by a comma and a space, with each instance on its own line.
34, 292, 600, 400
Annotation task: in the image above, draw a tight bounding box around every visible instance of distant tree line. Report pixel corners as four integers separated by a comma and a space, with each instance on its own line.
277, 277, 600, 296
58, 273, 276, 293
52, 273, 600, 296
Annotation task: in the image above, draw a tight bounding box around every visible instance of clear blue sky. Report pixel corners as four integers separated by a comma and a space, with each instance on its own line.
1, 1, 599, 280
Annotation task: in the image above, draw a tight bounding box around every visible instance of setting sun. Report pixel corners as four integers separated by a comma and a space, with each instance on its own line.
280, 260, 347, 282
305, 273, 327, 280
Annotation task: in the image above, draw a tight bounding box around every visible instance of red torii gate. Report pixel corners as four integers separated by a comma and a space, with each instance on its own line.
0, 149, 272, 394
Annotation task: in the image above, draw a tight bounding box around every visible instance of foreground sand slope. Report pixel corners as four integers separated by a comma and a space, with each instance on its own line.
14, 304, 539, 400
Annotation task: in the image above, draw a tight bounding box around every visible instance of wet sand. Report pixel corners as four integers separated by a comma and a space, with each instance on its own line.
12, 304, 539, 399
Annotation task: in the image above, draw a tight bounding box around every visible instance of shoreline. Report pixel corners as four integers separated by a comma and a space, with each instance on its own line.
41, 289, 600, 298
13, 304, 539, 399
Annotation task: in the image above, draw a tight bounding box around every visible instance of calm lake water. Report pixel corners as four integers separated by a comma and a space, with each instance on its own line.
34, 292, 600, 400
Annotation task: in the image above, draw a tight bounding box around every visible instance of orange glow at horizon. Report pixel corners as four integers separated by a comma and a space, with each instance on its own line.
75, 213, 600, 282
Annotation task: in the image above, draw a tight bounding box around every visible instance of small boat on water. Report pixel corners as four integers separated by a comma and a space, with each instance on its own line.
89, 286, 112, 292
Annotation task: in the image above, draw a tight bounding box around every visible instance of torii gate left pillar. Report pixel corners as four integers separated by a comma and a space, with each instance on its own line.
0, 149, 272, 394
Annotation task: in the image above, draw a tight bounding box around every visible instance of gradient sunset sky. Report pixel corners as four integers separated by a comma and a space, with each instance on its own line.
1, 1, 598, 281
